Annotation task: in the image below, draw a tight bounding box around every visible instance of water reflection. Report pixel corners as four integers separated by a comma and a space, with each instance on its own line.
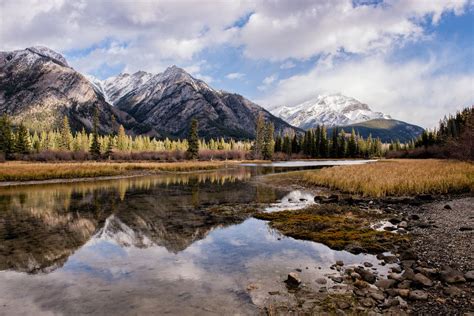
0, 162, 389, 315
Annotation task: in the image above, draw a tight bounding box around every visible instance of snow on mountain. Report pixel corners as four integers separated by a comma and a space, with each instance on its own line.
274, 94, 391, 129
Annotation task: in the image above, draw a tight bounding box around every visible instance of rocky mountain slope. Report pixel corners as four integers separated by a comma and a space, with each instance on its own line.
91, 66, 296, 139
0, 46, 297, 139
275, 94, 391, 129
0, 46, 137, 133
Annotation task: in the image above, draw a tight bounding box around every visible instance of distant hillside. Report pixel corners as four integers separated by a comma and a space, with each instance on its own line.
334, 119, 424, 143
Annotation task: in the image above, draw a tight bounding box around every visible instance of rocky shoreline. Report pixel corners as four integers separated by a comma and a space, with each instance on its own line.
259, 191, 473, 315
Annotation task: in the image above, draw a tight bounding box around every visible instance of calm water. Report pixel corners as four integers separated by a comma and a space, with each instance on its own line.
0, 161, 387, 315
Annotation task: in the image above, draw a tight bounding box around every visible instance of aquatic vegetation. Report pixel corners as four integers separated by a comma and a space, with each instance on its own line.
303, 159, 474, 197
255, 204, 406, 254
0, 161, 238, 182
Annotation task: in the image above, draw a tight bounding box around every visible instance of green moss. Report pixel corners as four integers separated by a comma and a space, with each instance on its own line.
254, 204, 406, 254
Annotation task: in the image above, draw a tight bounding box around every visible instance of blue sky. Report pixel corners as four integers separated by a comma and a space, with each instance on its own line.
1, 0, 473, 127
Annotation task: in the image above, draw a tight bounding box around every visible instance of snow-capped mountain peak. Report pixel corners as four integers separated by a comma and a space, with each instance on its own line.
274, 94, 391, 129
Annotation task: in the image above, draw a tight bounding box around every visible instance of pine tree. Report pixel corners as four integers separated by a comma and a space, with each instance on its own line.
274, 135, 282, 152
319, 126, 328, 158
90, 108, 101, 159
15, 123, 31, 154
104, 136, 114, 159
282, 134, 292, 156
330, 127, 338, 158
347, 129, 357, 158
254, 113, 265, 159
187, 118, 199, 159
60, 116, 73, 150
0, 114, 14, 159
262, 122, 274, 160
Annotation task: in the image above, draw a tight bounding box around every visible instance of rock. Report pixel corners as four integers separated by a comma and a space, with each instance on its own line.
246, 283, 259, 291
350, 272, 361, 280
391, 266, 402, 273
444, 286, 462, 297
375, 279, 397, 289
397, 280, 412, 289
389, 218, 401, 225
355, 268, 376, 284
354, 280, 369, 289
400, 250, 417, 261
316, 278, 327, 285
363, 262, 373, 268
336, 260, 344, 266
395, 296, 408, 309
370, 292, 385, 302
413, 273, 433, 287
398, 221, 408, 229
383, 255, 398, 264
398, 289, 410, 298
331, 276, 343, 283
295, 268, 302, 272
409, 214, 420, 220
360, 298, 374, 307
409, 290, 428, 300
336, 301, 351, 310
384, 226, 397, 231
401, 269, 416, 281
388, 273, 403, 281
464, 270, 474, 281
285, 272, 301, 287
440, 268, 466, 284
319, 287, 327, 293
444, 204, 452, 210
299, 198, 307, 202
459, 226, 473, 231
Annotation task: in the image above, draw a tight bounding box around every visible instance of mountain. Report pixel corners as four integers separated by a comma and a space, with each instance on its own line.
91, 66, 297, 139
0, 46, 137, 133
0, 46, 297, 139
337, 119, 424, 143
275, 94, 391, 129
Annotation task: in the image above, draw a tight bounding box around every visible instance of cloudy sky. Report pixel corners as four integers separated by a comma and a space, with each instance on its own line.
1, 0, 473, 128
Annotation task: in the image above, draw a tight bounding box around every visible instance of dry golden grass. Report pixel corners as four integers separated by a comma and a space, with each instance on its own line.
0, 161, 238, 182
303, 159, 474, 197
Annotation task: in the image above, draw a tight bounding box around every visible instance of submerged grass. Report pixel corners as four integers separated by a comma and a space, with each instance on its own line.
0, 161, 238, 182
303, 159, 474, 197
255, 204, 406, 254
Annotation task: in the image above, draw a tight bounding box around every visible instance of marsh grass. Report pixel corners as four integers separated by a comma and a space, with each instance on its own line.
255, 204, 405, 253
0, 161, 237, 182
303, 159, 474, 197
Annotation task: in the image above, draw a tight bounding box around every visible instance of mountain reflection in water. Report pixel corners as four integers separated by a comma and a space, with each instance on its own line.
0, 162, 389, 315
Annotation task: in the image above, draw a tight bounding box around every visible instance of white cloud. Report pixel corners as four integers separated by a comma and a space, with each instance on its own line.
238, 0, 469, 60
226, 72, 245, 80
258, 74, 278, 91
258, 54, 474, 128
280, 61, 296, 69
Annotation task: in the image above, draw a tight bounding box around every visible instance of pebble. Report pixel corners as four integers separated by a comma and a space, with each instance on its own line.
464, 270, 474, 281
285, 272, 301, 287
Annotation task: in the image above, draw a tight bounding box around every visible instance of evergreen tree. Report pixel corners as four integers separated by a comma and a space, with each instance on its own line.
15, 123, 31, 154
0, 114, 14, 159
187, 118, 199, 159
254, 113, 265, 158
90, 108, 101, 159
60, 116, 73, 150
319, 126, 328, 158
104, 136, 114, 159
330, 127, 338, 158
262, 122, 274, 160
282, 134, 292, 156
274, 135, 282, 153
347, 129, 357, 158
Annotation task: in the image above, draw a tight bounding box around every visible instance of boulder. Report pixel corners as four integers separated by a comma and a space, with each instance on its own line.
413, 273, 433, 287
440, 268, 466, 284
409, 290, 428, 300
375, 278, 397, 289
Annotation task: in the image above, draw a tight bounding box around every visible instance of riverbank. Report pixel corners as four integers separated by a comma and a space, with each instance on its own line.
0, 161, 239, 183
256, 160, 473, 314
